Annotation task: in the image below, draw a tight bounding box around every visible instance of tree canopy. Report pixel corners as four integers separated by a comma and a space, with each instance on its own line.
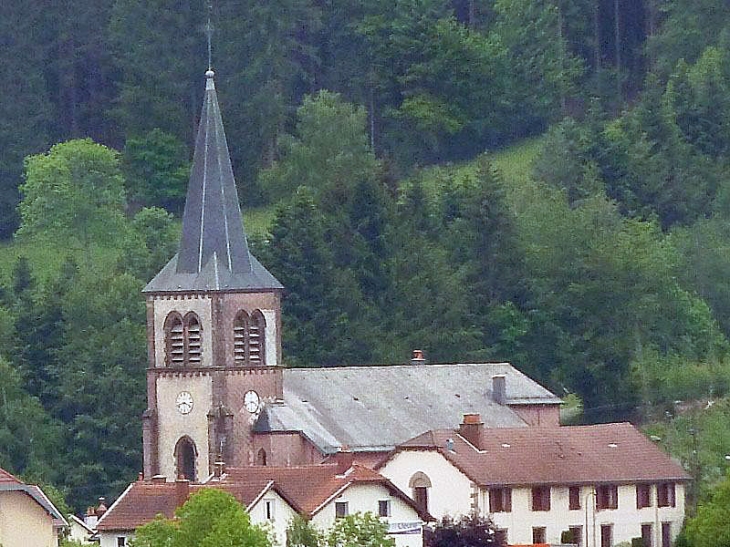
132, 488, 272, 547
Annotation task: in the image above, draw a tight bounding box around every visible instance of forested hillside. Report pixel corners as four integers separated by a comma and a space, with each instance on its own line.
2, 0, 730, 516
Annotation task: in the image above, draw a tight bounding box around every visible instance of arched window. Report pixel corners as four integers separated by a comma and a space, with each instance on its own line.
184, 313, 202, 365
233, 311, 249, 365
165, 313, 184, 366
164, 312, 203, 366
232, 310, 266, 366
174, 436, 197, 481
249, 311, 266, 365
257, 448, 267, 466
409, 472, 431, 514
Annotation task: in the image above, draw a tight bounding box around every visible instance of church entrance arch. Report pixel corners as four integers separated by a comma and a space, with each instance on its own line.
174, 436, 198, 481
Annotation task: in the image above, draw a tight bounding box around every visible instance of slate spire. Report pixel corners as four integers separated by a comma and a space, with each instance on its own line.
144, 71, 282, 292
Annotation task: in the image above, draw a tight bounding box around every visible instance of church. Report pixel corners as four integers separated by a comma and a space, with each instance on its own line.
95, 69, 690, 547
139, 68, 562, 484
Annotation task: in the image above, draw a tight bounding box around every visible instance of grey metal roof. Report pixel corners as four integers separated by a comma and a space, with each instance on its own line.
256, 363, 561, 454
144, 71, 282, 293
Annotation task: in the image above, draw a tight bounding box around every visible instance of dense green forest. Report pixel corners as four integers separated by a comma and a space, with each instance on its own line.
3, 0, 730, 524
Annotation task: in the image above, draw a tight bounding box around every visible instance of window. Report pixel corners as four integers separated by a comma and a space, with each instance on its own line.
657, 483, 676, 507
378, 499, 391, 517
531, 486, 551, 511
257, 448, 267, 466
233, 310, 266, 366
264, 499, 274, 521
569, 486, 581, 510
600, 525, 612, 547
637, 484, 652, 509
164, 312, 203, 367
117, 538, 127, 547
642, 523, 653, 547
596, 484, 618, 510
489, 487, 512, 513
532, 527, 546, 544
335, 501, 348, 518
409, 472, 431, 514
186, 314, 201, 364
661, 522, 671, 547
568, 526, 583, 547
414, 487, 428, 514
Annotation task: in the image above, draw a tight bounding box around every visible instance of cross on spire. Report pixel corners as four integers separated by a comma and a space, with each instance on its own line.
205, 0, 214, 70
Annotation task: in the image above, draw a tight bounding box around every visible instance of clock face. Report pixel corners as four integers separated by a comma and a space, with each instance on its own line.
176, 391, 194, 415
244, 390, 261, 413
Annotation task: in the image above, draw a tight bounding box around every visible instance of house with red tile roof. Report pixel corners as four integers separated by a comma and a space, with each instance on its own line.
0, 466, 67, 547
378, 418, 690, 547
95, 461, 429, 547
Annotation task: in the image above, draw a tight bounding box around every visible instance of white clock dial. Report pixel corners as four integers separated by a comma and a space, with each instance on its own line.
176, 391, 194, 414
244, 390, 261, 413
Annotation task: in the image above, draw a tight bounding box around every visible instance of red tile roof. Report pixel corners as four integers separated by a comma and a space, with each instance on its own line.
97, 463, 427, 532
393, 423, 690, 486
0, 467, 21, 485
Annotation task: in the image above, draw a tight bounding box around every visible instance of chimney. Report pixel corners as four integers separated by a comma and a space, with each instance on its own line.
84, 506, 99, 529
151, 475, 167, 484
175, 476, 190, 508
138, 472, 144, 482
96, 497, 107, 517
459, 413, 483, 449
492, 375, 506, 405
213, 460, 226, 478
410, 349, 426, 365
335, 448, 354, 474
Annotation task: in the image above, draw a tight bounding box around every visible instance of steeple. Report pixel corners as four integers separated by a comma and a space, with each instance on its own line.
145, 71, 282, 293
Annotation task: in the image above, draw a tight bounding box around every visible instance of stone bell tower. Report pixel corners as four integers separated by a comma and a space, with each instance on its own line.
141, 69, 284, 482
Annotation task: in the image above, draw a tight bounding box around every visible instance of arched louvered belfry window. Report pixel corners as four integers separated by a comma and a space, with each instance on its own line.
249, 311, 266, 366
184, 313, 202, 366
233, 310, 266, 366
233, 311, 249, 366
165, 312, 185, 366
164, 312, 203, 367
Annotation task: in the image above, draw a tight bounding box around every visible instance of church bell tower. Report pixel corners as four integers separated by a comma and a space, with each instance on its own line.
141, 69, 284, 482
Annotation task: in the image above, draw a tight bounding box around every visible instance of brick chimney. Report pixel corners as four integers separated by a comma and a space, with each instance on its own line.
492, 375, 506, 405
410, 349, 426, 365
213, 460, 226, 479
175, 476, 190, 508
96, 497, 107, 517
459, 413, 483, 449
335, 448, 354, 474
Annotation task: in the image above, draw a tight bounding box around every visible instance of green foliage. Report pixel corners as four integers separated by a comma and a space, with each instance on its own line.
122, 129, 189, 213
260, 91, 378, 203
685, 469, 730, 547
326, 512, 394, 547
263, 187, 376, 366
424, 513, 504, 547
132, 489, 272, 547
119, 207, 179, 280
286, 516, 322, 547
0, 357, 62, 482
18, 139, 128, 250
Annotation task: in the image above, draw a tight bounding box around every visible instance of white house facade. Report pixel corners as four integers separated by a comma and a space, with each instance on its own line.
378, 420, 689, 547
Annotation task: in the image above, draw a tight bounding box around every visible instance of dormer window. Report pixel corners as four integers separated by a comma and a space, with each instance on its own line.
164, 312, 203, 367
233, 310, 266, 366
